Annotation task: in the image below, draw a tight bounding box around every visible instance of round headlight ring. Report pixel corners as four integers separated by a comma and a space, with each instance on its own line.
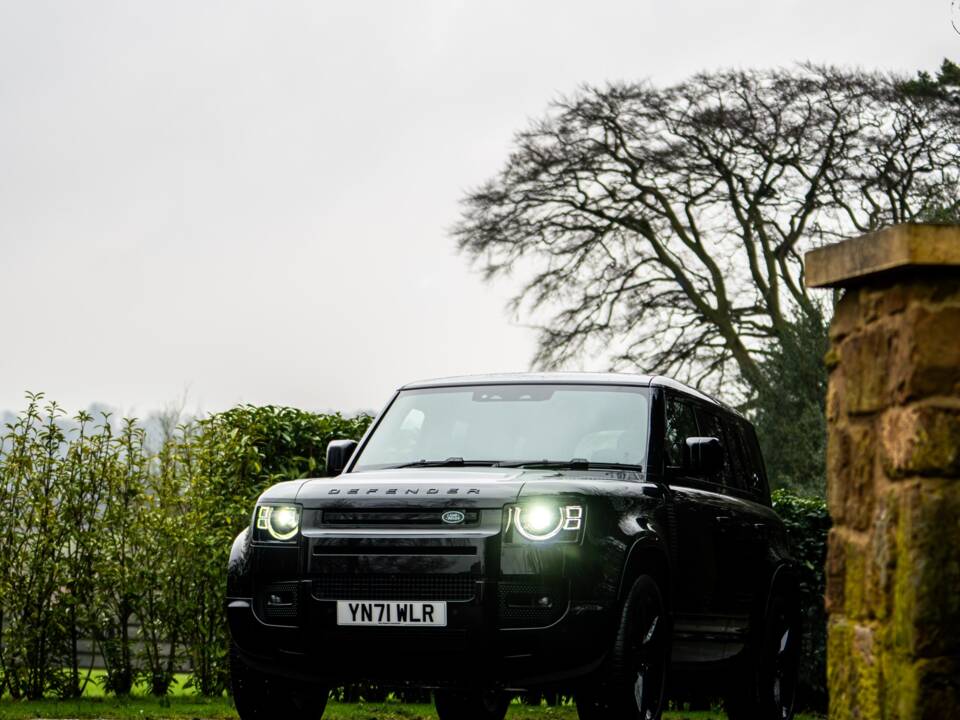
257, 505, 300, 541
514, 503, 564, 541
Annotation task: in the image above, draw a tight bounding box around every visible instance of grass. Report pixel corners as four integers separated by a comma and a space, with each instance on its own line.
0, 696, 236, 719
0, 673, 822, 720
0, 697, 824, 720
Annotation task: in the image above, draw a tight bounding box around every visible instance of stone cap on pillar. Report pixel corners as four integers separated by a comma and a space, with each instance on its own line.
805, 223, 960, 289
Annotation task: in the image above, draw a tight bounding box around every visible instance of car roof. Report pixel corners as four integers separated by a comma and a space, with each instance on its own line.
399, 371, 729, 411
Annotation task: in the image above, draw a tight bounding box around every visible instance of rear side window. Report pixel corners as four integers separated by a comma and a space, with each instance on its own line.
738, 422, 770, 500
721, 418, 750, 492
664, 397, 699, 468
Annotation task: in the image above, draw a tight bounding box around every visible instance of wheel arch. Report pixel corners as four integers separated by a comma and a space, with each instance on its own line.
617, 537, 671, 608
751, 560, 802, 639
227, 528, 253, 598
765, 561, 800, 610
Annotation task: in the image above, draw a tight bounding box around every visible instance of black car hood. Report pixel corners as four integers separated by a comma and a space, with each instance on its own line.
295, 468, 527, 509
294, 467, 647, 508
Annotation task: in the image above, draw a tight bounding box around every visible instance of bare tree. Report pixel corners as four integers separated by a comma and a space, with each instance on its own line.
455, 63, 960, 401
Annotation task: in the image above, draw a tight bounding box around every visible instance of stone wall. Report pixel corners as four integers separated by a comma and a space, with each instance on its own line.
807, 225, 960, 720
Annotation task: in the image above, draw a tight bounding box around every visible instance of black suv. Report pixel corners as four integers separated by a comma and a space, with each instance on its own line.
226, 373, 800, 720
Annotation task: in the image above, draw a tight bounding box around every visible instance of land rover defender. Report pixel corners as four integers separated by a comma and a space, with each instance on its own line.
226, 373, 800, 720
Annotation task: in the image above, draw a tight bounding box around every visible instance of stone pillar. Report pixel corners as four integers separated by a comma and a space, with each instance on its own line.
805, 224, 960, 720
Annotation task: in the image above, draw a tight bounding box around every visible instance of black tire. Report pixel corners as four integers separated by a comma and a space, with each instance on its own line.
434, 689, 511, 720
724, 592, 800, 720
230, 643, 329, 720
577, 575, 670, 720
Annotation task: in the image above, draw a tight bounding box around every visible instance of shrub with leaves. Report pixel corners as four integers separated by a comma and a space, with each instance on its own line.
133, 423, 195, 696
0, 397, 112, 699
0, 395, 371, 699
772, 489, 831, 712
179, 405, 372, 696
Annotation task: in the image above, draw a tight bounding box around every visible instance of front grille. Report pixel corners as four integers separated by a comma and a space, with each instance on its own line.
313, 543, 476, 556
312, 574, 477, 602
321, 509, 480, 527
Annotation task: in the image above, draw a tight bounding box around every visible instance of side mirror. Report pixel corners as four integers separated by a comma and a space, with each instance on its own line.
683, 437, 723, 477
326, 439, 358, 476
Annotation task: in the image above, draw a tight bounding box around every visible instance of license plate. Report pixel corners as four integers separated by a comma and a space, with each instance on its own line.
336, 600, 447, 627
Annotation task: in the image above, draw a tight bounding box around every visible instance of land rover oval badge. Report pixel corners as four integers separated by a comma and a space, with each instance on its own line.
441, 510, 466, 525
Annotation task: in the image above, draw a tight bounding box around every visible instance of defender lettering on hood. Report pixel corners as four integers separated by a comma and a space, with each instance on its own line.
323, 487, 482, 495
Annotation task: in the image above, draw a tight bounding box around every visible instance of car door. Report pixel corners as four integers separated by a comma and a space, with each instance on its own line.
690, 406, 756, 627
662, 394, 729, 660
728, 418, 777, 615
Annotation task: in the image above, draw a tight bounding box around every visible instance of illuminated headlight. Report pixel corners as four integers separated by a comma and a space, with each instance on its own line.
255, 504, 301, 541
512, 503, 584, 542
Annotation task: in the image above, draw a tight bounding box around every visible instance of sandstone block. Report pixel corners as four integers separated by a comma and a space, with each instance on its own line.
826, 527, 846, 615
840, 323, 900, 415
897, 305, 960, 402
861, 283, 907, 323
892, 481, 960, 659
827, 421, 877, 530
867, 487, 899, 622
881, 404, 960, 478
831, 290, 861, 341
828, 618, 882, 720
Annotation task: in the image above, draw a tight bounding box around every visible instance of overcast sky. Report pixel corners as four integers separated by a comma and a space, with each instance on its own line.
1, 0, 956, 417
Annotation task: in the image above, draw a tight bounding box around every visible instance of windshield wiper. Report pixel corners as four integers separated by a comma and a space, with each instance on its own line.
496, 459, 644, 472
393, 458, 500, 469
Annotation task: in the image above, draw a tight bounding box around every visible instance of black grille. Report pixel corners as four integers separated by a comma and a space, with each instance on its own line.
321, 509, 479, 526
312, 574, 477, 602
258, 581, 299, 624
313, 543, 476, 556
498, 580, 567, 627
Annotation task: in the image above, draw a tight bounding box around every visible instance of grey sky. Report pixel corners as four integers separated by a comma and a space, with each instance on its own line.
1, 0, 956, 417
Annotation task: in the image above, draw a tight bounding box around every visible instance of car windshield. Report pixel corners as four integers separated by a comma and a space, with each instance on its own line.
352, 384, 651, 472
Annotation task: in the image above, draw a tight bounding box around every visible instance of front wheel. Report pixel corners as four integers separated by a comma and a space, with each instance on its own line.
434, 689, 511, 720
230, 644, 328, 720
577, 574, 670, 720
724, 592, 800, 720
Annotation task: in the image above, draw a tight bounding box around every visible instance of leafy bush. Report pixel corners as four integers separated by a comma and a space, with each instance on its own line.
772, 489, 831, 712
178, 405, 372, 696
0, 396, 371, 699
0, 397, 113, 699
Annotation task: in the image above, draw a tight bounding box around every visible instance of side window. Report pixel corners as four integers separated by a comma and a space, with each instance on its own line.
693, 407, 733, 488
664, 396, 699, 468
738, 422, 770, 499
721, 418, 749, 491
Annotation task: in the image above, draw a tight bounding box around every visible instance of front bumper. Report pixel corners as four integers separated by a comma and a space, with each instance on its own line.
227, 581, 610, 687
227, 513, 615, 688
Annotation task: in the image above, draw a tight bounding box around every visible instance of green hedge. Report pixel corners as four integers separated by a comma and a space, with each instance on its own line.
771, 489, 830, 712
0, 395, 371, 699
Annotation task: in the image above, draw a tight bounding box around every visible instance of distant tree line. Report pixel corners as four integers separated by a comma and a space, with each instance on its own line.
0, 394, 371, 700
